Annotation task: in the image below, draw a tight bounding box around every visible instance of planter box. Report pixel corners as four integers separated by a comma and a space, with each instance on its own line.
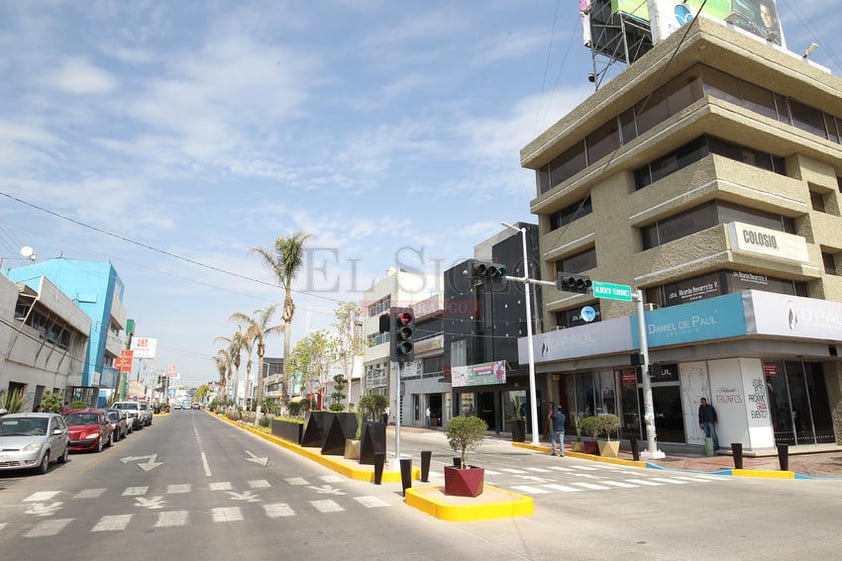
443, 465, 485, 497
344, 439, 360, 460
359, 422, 386, 465
571, 440, 584, 452
598, 440, 620, 457
271, 419, 304, 444
510, 419, 526, 442
301, 412, 359, 455
583, 439, 600, 455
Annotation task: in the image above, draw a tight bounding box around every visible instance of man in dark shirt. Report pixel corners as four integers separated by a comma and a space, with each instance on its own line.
548, 405, 567, 457
698, 397, 719, 450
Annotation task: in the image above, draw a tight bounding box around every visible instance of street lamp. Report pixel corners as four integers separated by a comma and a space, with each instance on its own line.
501, 222, 541, 446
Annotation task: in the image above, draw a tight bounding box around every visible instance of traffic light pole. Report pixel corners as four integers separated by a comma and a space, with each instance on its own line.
634, 290, 665, 459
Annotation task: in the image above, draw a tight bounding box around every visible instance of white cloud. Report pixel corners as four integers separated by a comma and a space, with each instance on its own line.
46, 57, 117, 94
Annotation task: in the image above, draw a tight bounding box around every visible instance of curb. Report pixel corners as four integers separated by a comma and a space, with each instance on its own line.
404, 485, 534, 522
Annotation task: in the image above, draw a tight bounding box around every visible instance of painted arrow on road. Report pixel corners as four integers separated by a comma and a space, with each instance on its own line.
226, 490, 260, 502
135, 496, 166, 509
120, 454, 164, 471
25, 502, 63, 516
245, 450, 269, 466
307, 485, 345, 495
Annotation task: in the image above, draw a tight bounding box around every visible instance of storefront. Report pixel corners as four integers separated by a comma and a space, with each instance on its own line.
523, 290, 842, 450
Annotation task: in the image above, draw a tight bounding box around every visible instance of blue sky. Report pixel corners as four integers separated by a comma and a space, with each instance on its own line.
0, 1, 837, 388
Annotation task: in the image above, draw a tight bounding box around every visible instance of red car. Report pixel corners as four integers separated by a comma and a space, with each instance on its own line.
64, 409, 114, 453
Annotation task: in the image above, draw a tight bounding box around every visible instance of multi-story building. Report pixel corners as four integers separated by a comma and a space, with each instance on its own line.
443, 223, 542, 433
519, 16, 842, 451
401, 292, 446, 427
4, 259, 129, 404
0, 273, 90, 410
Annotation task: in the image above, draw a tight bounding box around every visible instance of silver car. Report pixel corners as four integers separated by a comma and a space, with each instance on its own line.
0, 413, 69, 474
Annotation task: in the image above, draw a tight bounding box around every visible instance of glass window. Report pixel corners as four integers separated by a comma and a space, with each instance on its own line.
740, 80, 778, 120
549, 195, 592, 230
586, 119, 620, 164
556, 247, 597, 274
700, 66, 741, 105
810, 191, 826, 213
789, 99, 827, 138
548, 142, 587, 190
823, 252, 838, 276
619, 107, 637, 144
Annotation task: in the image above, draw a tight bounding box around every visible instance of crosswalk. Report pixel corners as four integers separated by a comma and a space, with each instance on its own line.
0, 475, 393, 540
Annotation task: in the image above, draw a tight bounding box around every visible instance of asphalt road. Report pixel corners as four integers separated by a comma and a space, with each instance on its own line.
1, 413, 840, 561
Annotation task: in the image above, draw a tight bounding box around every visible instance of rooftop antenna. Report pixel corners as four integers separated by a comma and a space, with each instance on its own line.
20, 246, 36, 262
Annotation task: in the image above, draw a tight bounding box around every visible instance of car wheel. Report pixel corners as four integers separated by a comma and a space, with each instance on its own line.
58, 444, 69, 464
108, 432, 114, 448
96, 436, 103, 453
35, 453, 50, 475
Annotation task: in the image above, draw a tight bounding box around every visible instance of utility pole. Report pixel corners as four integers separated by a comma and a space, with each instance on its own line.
634, 290, 665, 459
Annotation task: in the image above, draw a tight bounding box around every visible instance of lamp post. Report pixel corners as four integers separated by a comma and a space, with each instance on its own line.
501, 222, 541, 446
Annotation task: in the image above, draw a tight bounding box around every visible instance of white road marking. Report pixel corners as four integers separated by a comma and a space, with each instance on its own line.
511, 485, 551, 494
201, 452, 212, 477
92, 514, 132, 532
600, 480, 639, 488
23, 518, 73, 537
209, 481, 232, 491
155, 510, 189, 528
74, 488, 106, 499
624, 478, 664, 486
320, 474, 344, 483
286, 477, 309, 486
248, 479, 271, 488
212, 507, 243, 522
166, 484, 191, 494
354, 496, 390, 508
311, 499, 344, 512
23, 491, 60, 502
543, 484, 582, 492
525, 467, 552, 473
263, 503, 295, 518
547, 466, 576, 472
570, 482, 611, 490
122, 486, 148, 496
649, 477, 689, 484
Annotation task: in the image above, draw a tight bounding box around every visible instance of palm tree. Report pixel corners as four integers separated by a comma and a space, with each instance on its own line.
214, 349, 232, 402
230, 305, 282, 416
214, 330, 246, 406
251, 232, 310, 404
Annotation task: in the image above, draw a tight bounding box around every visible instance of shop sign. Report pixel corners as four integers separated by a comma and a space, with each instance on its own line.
451, 360, 507, 388
728, 222, 808, 264
763, 363, 778, 376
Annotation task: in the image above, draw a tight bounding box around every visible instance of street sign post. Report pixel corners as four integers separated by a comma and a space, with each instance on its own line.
592, 281, 633, 301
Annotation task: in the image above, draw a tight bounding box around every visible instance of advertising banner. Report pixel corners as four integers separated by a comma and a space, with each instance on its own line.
130, 337, 158, 359
649, 0, 784, 47
451, 360, 507, 388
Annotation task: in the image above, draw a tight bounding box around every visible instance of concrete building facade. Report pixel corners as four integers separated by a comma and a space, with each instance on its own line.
520, 18, 842, 451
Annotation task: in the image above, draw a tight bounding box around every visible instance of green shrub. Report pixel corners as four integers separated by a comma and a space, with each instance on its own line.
0, 389, 24, 413
596, 414, 621, 441
580, 416, 600, 438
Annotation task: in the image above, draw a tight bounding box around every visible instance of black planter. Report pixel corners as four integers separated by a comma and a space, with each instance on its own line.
359, 421, 386, 465
301, 411, 358, 454
271, 419, 304, 444
511, 419, 526, 442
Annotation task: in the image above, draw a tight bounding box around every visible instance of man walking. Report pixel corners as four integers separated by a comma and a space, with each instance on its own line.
698, 397, 719, 450
548, 405, 566, 457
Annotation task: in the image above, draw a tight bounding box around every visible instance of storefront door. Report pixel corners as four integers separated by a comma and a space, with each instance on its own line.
766, 361, 834, 445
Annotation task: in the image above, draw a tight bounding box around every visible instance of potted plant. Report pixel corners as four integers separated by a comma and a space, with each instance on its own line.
509, 398, 526, 442
580, 415, 600, 455
443, 415, 488, 497
571, 414, 586, 452
596, 414, 621, 457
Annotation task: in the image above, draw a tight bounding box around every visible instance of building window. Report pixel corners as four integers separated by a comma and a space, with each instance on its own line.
810, 190, 827, 213
549, 195, 592, 231
555, 247, 597, 274
641, 200, 795, 250
650, 269, 807, 307
823, 252, 839, 276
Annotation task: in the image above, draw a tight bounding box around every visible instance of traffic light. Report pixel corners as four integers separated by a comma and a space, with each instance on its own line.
389, 307, 415, 363
557, 272, 592, 294
469, 259, 507, 284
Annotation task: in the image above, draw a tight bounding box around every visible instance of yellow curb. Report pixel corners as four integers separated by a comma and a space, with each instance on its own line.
404, 485, 534, 521
733, 468, 795, 479
212, 413, 419, 483
512, 441, 647, 468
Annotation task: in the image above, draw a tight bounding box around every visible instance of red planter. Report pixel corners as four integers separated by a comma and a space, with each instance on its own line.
443, 465, 485, 497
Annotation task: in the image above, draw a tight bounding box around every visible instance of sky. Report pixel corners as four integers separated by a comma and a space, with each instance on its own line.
0, 0, 838, 389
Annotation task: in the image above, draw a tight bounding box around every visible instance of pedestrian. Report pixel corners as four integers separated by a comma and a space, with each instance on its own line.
698, 397, 719, 450
547, 405, 566, 457
425, 405, 431, 429
383, 405, 390, 425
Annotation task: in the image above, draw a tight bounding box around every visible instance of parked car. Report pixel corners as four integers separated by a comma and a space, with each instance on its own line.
113, 401, 143, 430
138, 401, 153, 426
65, 409, 114, 452
105, 408, 129, 441
0, 413, 69, 474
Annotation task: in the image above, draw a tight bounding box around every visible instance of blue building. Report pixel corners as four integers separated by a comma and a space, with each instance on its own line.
4, 259, 128, 396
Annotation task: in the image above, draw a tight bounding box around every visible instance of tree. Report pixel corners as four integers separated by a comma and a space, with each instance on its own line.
287, 330, 332, 407
333, 302, 363, 409
251, 232, 310, 404
214, 349, 232, 403
214, 330, 246, 406
329, 374, 346, 412
229, 305, 282, 414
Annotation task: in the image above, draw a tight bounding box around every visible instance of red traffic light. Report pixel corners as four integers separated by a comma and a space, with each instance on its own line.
396, 311, 413, 326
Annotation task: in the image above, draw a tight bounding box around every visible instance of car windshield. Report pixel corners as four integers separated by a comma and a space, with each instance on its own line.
0, 417, 48, 436
65, 413, 101, 425
114, 403, 136, 410
106, 411, 119, 421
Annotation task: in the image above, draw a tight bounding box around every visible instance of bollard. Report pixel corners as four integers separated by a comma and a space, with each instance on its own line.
731, 442, 743, 470
373, 452, 385, 485
453, 457, 462, 468
704, 437, 714, 457
777, 443, 789, 471
629, 437, 640, 462
400, 458, 412, 496
420, 450, 432, 482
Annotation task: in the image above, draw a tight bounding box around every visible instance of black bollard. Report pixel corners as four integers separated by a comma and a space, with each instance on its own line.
777, 443, 789, 471
373, 452, 385, 485
400, 458, 412, 496
629, 437, 640, 462
420, 450, 432, 482
731, 442, 743, 470
453, 457, 462, 468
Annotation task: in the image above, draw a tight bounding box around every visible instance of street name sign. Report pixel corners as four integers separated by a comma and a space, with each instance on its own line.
592, 281, 633, 301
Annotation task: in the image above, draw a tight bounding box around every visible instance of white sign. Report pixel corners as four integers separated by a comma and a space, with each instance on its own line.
728, 222, 808, 264
747, 291, 842, 340
130, 337, 158, 359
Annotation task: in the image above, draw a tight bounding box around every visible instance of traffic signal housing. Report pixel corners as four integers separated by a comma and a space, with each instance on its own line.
469, 259, 507, 284
389, 307, 415, 363
557, 272, 592, 294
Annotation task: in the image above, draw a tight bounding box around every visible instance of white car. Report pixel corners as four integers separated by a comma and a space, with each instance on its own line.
0, 413, 69, 475
113, 401, 143, 430
138, 402, 153, 426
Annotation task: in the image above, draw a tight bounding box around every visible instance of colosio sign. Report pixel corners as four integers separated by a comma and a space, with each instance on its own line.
727, 222, 808, 264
